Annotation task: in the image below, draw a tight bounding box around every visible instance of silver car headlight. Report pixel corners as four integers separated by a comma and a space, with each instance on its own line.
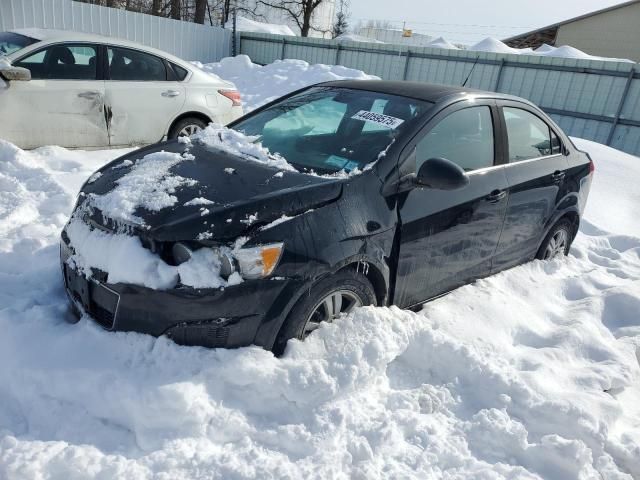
172, 242, 284, 280
234, 242, 284, 279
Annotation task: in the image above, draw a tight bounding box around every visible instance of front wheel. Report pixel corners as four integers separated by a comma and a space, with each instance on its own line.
536, 219, 574, 260
274, 269, 376, 355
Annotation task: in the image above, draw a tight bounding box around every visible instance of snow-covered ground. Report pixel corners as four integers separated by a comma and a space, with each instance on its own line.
1, 59, 639, 479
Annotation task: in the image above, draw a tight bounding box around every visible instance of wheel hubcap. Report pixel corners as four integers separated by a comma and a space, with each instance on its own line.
178, 124, 202, 137
544, 229, 569, 259
300, 290, 363, 338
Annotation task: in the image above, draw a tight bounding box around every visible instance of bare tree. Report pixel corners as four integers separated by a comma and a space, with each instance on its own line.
150, 0, 162, 15
194, 0, 207, 23
256, 0, 328, 37
170, 0, 181, 19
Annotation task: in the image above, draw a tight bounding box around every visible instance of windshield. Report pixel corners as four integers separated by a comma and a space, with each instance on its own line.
0, 32, 38, 56
232, 87, 432, 174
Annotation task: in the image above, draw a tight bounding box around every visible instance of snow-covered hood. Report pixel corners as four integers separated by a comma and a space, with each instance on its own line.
79, 140, 342, 242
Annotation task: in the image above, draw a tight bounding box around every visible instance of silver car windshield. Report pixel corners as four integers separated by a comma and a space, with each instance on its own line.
0, 32, 39, 56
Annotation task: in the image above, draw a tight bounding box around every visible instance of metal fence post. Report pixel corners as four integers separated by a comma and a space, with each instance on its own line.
402, 49, 412, 81
335, 43, 342, 65
280, 37, 286, 60
493, 58, 505, 92
606, 66, 635, 146
232, 8, 237, 56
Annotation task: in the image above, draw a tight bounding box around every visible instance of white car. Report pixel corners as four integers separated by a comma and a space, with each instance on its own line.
0, 29, 243, 149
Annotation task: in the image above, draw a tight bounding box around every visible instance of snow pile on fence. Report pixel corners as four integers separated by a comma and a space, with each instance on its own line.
193, 54, 379, 111
227, 15, 296, 36
468, 37, 634, 62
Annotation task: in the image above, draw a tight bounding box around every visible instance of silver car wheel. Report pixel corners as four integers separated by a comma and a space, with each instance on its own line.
179, 124, 202, 136
300, 290, 363, 338
544, 228, 569, 259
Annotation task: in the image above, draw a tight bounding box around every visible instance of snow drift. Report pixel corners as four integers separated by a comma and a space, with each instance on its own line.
226, 16, 296, 36
193, 55, 379, 112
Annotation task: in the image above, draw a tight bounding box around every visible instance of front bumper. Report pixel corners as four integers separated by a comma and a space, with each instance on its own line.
60, 236, 297, 349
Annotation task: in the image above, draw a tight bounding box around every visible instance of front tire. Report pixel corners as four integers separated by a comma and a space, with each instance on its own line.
274, 269, 376, 355
168, 117, 207, 139
536, 219, 574, 260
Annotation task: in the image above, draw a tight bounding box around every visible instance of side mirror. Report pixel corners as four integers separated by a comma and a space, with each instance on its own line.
415, 157, 469, 190
0, 65, 31, 82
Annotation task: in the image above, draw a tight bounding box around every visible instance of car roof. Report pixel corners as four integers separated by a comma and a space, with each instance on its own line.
8, 28, 188, 66
318, 79, 530, 105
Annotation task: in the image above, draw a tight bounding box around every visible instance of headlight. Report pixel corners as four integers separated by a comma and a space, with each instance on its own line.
234, 242, 284, 279
172, 242, 283, 280
172, 242, 193, 264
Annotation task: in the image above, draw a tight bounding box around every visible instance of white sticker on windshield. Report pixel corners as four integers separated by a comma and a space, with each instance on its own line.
351, 110, 405, 129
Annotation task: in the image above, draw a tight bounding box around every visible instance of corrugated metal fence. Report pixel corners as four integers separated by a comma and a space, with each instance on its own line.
0, 0, 232, 63
240, 32, 640, 157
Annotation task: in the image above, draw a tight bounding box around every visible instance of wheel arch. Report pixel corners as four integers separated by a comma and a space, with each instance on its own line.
255, 255, 390, 352
536, 208, 581, 254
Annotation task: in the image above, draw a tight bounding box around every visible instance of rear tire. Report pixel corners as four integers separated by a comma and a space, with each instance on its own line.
168, 117, 207, 139
536, 219, 574, 260
273, 269, 376, 356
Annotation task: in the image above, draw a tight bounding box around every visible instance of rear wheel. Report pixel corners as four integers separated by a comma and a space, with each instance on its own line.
168, 117, 207, 139
536, 219, 574, 260
274, 269, 376, 355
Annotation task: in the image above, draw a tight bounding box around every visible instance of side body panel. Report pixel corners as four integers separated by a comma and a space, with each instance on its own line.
392, 99, 509, 307
0, 78, 108, 148
105, 80, 186, 146
492, 101, 574, 270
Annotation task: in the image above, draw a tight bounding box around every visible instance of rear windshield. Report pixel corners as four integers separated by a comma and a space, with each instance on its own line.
232, 87, 432, 174
0, 32, 39, 56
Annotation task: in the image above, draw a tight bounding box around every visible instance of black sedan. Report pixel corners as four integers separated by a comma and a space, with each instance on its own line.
60, 81, 594, 354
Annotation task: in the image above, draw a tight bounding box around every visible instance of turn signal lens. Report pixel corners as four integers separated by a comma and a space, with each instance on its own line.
219, 89, 242, 107
261, 246, 283, 276
235, 243, 283, 279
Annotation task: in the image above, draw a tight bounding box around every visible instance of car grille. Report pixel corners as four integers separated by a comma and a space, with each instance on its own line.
63, 262, 119, 330
167, 323, 230, 348
91, 302, 116, 330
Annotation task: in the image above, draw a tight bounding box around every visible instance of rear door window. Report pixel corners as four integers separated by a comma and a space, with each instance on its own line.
14, 44, 98, 80
503, 107, 559, 162
108, 47, 167, 81
416, 106, 495, 172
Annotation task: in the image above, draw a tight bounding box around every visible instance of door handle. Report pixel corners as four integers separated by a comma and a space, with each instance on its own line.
485, 189, 507, 203
551, 170, 566, 182
162, 90, 181, 97
78, 91, 100, 99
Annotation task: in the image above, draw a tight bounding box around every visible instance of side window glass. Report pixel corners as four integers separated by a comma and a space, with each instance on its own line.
170, 63, 189, 81
416, 106, 494, 172
550, 129, 562, 155
504, 107, 554, 162
15, 44, 97, 80
108, 47, 167, 81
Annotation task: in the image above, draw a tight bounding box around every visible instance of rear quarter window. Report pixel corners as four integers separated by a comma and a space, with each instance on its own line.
171, 63, 189, 81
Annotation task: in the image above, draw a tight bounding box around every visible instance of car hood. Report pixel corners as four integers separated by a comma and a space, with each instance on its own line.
80, 140, 343, 242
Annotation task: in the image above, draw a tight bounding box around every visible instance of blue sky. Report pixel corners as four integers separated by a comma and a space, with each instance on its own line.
348, 0, 627, 44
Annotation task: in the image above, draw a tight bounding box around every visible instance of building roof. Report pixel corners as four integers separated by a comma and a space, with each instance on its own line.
503, 0, 640, 44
